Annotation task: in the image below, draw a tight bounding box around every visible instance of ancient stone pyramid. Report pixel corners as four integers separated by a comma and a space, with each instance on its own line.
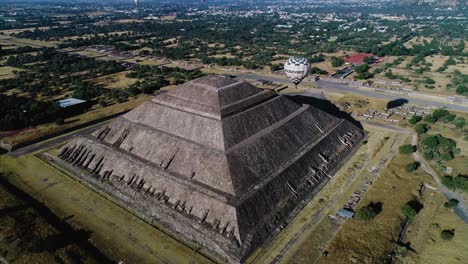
58, 76, 364, 263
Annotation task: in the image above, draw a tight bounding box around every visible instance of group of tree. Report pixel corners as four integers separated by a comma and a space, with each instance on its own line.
354, 63, 374, 80
420, 134, 459, 161
330, 56, 344, 67
446, 70, 468, 95
423, 109, 456, 124
0, 94, 60, 131
441, 175, 468, 193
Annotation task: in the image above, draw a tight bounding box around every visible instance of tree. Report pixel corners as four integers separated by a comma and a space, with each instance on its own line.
424, 115, 437, 123
456, 85, 467, 95
399, 144, 416, 154
310, 67, 328, 75
440, 152, 454, 161
421, 135, 438, 149
355, 202, 381, 220
453, 117, 465, 128
423, 78, 435, 85
270, 64, 282, 72
405, 162, 419, 173
444, 199, 459, 209
441, 175, 468, 193
414, 123, 429, 134
331, 56, 344, 67
55, 118, 64, 125
408, 115, 422, 124
356, 206, 377, 221
354, 63, 369, 74
98, 100, 107, 107
440, 230, 454, 240
400, 204, 417, 220
432, 109, 450, 119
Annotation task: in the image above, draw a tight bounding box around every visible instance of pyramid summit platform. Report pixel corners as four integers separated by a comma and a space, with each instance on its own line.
57, 75, 365, 263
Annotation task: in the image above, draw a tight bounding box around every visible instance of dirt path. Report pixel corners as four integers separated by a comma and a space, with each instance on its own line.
412, 133, 468, 223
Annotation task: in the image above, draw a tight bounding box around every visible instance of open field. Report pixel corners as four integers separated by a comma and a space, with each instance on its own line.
70, 50, 108, 58
0, 35, 57, 48
0, 27, 52, 35
94, 71, 138, 89
0, 66, 23, 79
371, 54, 468, 96
405, 197, 468, 264
404, 37, 434, 49
0, 154, 214, 264
122, 57, 169, 66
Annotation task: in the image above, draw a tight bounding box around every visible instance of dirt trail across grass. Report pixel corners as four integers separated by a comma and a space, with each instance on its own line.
412, 133, 468, 223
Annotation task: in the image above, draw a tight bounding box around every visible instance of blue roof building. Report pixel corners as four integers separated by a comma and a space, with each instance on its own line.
337, 208, 355, 219
58, 98, 87, 108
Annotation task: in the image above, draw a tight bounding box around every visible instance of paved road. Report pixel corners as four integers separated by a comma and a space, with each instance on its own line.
8, 123, 106, 158
239, 73, 468, 112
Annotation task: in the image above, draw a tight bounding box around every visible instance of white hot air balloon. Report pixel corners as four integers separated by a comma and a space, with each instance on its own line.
284, 57, 310, 88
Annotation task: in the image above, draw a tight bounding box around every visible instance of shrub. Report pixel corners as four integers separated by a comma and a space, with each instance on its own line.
440, 230, 454, 240
408, 115, 422, 124
444, 199, 459, 209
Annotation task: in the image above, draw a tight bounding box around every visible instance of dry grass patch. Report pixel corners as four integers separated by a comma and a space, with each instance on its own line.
0, 66, 23, 79
405, 198, 468, 264
404, 37, 433, 49
317, 143, 434, 263
94, 71, 138, 89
